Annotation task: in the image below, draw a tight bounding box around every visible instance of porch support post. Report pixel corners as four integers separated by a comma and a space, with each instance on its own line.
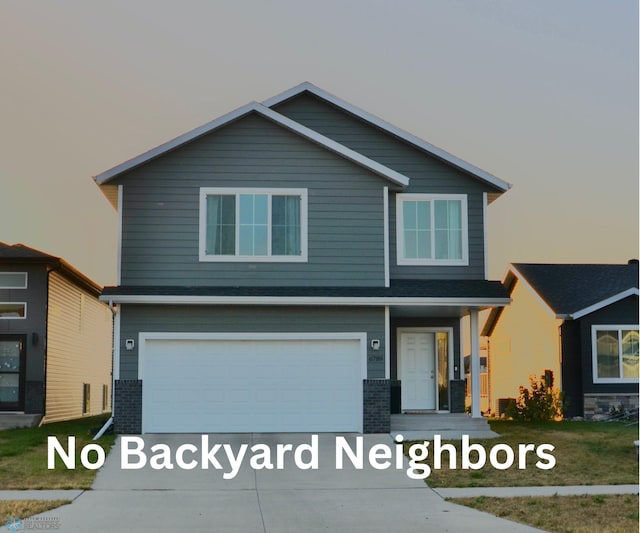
470, 308, 482, 418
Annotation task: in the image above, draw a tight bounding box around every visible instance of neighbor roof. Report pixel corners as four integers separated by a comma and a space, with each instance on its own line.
0, 242, 103, 296
482, 262, 639, 335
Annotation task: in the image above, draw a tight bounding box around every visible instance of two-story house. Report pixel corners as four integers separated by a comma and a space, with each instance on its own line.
94, 83, 511, 434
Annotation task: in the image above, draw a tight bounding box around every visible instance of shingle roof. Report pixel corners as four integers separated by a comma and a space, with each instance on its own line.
101, 279, 509, 300
512, 262, 639, 316
482, 262, 639, 336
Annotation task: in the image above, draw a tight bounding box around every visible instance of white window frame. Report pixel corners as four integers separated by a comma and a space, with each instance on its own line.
199, 187, 308, 262
396, 193, 469, 266
591, 325, 640, 384
0, 272, 27, 289
0, 302, 27, 319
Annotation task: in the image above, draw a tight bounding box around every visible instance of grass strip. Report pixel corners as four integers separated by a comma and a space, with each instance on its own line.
0, 414, 115, 489
450, 494, 639, 533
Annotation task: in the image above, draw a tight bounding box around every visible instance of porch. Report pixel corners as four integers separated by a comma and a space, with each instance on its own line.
390, 413, 498, 440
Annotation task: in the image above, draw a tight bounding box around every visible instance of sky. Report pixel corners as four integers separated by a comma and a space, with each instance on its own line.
0, 1, 637, 286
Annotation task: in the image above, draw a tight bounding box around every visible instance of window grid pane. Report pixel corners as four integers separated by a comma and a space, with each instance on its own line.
239, 194, 269, 256
596, 330, 621, 378
206, 195, 236, 255
622, 330, 639, 379
272, 196, 301, 256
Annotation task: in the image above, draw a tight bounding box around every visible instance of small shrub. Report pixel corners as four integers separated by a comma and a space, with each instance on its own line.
505, 372, 563, 422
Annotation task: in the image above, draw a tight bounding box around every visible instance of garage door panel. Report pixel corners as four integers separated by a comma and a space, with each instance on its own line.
141, 336, 363, 433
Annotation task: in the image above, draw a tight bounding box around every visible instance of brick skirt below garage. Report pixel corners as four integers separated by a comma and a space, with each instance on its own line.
363, 379, 390, 433
114, 380, 142, 434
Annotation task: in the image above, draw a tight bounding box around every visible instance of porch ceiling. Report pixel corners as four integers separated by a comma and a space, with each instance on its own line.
390, 305, 491, 318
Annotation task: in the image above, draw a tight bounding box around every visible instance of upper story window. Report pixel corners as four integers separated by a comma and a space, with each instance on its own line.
396, 194, 468, 265
199, 188, 308, 262
0, 273, 27, 289
592, 326, 639, 383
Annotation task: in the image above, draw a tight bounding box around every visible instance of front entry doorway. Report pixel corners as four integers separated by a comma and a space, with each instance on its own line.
398, 328, 452, 412
399, 331, 436, 410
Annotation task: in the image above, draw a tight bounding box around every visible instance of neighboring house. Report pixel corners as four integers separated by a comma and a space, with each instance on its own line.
482, 262, 639, 418
94, 82, 512, 434
0, 243, 113, 428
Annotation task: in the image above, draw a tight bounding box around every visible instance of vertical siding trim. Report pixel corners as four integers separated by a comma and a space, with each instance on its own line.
384, 306, 390, 379
113, 306, 121, 381
483, 192, 488, 280
117, 185, 123, 285
383, 187, 390, 287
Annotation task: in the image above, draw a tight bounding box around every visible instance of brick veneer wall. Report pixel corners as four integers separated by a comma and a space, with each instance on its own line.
114, 380, 142, 434
363, 379, 390, 433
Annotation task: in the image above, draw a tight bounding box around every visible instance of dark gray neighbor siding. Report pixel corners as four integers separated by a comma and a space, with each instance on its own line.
119, 304, 385, 379
274, 93, 498, 280
113, 113, 388, 287
579, 295, 639, 395
560, 320, 583, 418
0, 264, 47, 414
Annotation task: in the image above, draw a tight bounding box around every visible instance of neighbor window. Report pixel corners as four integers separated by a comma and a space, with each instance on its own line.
199, 188, 307, 262
592, 326, 639, 382
396, 194, 468, 265
0, 303, 26, 319
0, 272, 27, 289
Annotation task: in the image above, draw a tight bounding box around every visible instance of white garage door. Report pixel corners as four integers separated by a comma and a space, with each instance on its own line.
140, 333, 365, 433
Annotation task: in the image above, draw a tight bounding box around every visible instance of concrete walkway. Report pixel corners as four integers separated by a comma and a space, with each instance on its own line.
17, 434, 546, 532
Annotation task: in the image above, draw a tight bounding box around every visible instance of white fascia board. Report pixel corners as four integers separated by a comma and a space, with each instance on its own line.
509, 265, 557, 319
263, 82, 511, 193
94, 102, 260, 184
570, 288, 640, 320
99, 294, 510, 307
93, 101, 410, 188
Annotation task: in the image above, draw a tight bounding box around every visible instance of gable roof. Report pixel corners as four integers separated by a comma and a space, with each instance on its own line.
0, 242, 103, 297
482, 261, 639, 335
93, 101, 409, 188
263, 82, 511, 197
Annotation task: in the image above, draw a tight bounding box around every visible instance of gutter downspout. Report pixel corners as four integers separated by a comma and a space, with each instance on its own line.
94, 299, 115, 440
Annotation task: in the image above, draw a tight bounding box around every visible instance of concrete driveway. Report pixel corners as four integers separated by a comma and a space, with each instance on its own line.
38, 433, 543, 532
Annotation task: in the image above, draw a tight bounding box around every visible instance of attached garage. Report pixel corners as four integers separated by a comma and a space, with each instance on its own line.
139, 332, 366, 433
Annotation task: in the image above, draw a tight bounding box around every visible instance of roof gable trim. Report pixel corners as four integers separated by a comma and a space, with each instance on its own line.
263, 82, 511, 193
570, 288, 640, 320
93, 102, 410, 188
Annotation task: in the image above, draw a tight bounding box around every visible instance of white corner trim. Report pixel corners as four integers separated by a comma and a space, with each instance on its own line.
571, 288, 640, 320
94, 101, 410, 189
483, 192, 488, 280
383, 187, 390, 287
117, 184, 123, 286
509, 265, 557, 319
263, 82, 511, 192
113, 306, 121, 381
384, 306, 390, 379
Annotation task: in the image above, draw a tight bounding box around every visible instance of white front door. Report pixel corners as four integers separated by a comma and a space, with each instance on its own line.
399, 331, 436, 410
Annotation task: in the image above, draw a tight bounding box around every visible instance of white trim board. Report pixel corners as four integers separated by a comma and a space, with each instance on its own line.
263, 82, 511, 194
571, 288, 640, 320
101, 294, 511, 307
93, 102, 409, 188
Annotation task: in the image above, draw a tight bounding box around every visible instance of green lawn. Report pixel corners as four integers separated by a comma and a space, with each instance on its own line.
0, 414, 115, 489
450, 494, 639, 533
407, 420, 639, 488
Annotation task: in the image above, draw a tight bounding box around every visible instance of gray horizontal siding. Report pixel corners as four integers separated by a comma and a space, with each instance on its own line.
119, 304, 386, 379
115, 113, 387, 287
275, 94, 494, 280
